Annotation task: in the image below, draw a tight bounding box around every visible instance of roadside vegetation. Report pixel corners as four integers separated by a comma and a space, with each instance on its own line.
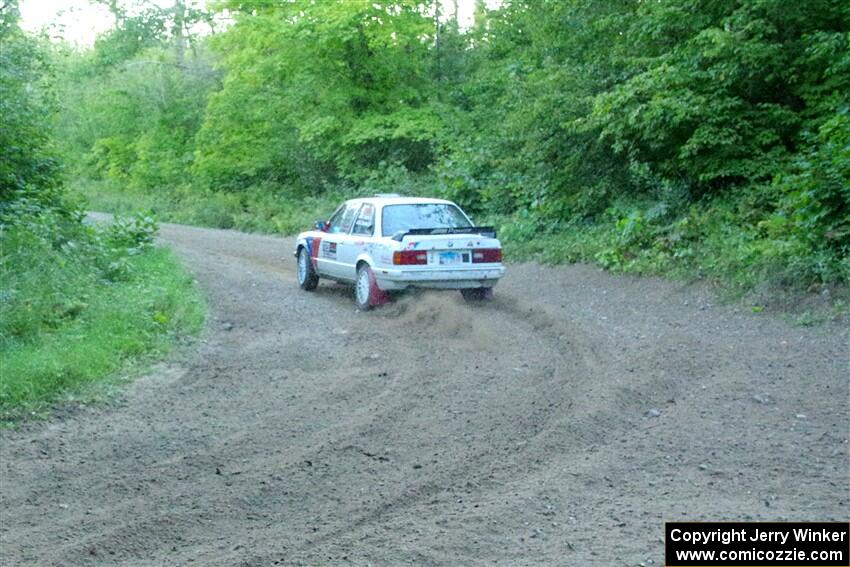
0, 5, 203, 422
54, 0, 848, 301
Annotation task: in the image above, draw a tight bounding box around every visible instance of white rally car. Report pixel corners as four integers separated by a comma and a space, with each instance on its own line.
294, 195, 506, 310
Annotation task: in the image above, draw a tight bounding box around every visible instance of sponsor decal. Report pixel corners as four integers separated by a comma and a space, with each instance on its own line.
321, 240, 337, 259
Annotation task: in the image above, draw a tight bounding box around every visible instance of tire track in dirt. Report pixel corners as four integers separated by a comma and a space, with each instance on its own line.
1, 221, 847, 566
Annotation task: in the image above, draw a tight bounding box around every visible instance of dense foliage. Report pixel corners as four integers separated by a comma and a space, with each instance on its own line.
1, 3, 202, 417
54, 0, 850, 289
1, 3, 61, 207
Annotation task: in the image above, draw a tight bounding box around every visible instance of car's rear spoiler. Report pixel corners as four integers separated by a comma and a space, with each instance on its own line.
391, 226, 497, 241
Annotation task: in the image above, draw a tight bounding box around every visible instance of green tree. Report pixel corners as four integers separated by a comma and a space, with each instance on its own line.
194, 0, 439, 193
53, 2, 217, 191
0, 2, 61, 206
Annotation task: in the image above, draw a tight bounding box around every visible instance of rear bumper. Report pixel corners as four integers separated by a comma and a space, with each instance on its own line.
374, 265, 506, 291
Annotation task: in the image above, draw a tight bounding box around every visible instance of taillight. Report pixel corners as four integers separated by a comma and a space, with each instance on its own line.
472, 248, 501, 263
393, 250, 427, 265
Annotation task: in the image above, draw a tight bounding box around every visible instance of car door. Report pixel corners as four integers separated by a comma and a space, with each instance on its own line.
337, 203, 375, 279
317, 202, 359, 279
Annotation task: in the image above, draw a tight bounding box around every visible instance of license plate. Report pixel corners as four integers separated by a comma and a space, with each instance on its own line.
436, 251, 465, 265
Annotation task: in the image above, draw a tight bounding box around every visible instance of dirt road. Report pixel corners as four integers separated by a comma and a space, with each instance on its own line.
2, 221, 847, 566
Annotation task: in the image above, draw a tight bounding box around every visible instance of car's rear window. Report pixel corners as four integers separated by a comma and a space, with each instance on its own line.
381, 204, 471, 237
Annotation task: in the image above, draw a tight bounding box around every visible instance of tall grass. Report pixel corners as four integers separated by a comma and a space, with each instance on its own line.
0, 208, 204, 421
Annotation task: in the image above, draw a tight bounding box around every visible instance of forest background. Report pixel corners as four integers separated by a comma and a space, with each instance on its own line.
1, 0, 848, 415
47, 0, 850, 292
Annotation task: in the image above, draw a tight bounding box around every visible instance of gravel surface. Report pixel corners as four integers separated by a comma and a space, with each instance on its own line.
2, 220, 848, 566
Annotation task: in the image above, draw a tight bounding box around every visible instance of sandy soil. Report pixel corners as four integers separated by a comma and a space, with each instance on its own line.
1, 221, 847, 566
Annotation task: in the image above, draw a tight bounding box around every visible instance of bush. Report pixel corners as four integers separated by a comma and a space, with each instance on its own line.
0, 200, 203, 419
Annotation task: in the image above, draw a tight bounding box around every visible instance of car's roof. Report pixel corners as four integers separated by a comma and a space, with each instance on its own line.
345, 196, 455, 207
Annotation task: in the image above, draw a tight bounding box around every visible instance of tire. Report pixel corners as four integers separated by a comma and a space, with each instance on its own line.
460, 287, 494, 301
297, 247, 319, 291
355, 263, 389, 311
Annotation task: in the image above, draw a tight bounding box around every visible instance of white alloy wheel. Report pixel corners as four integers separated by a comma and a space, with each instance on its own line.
297, 247, 318, 291
356, 265, 372, 310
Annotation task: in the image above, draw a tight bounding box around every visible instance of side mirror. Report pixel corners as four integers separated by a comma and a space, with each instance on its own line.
315, 220, 329, 232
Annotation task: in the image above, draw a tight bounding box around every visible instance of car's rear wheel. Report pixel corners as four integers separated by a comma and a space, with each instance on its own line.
297, 247, 319, 291
460, 287, 494, 301
355, 263, 388, 311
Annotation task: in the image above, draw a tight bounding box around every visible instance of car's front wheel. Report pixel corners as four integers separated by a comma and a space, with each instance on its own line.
355, 263, 388, 311
460, 287, 494, 301
297, 247, 319, 291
